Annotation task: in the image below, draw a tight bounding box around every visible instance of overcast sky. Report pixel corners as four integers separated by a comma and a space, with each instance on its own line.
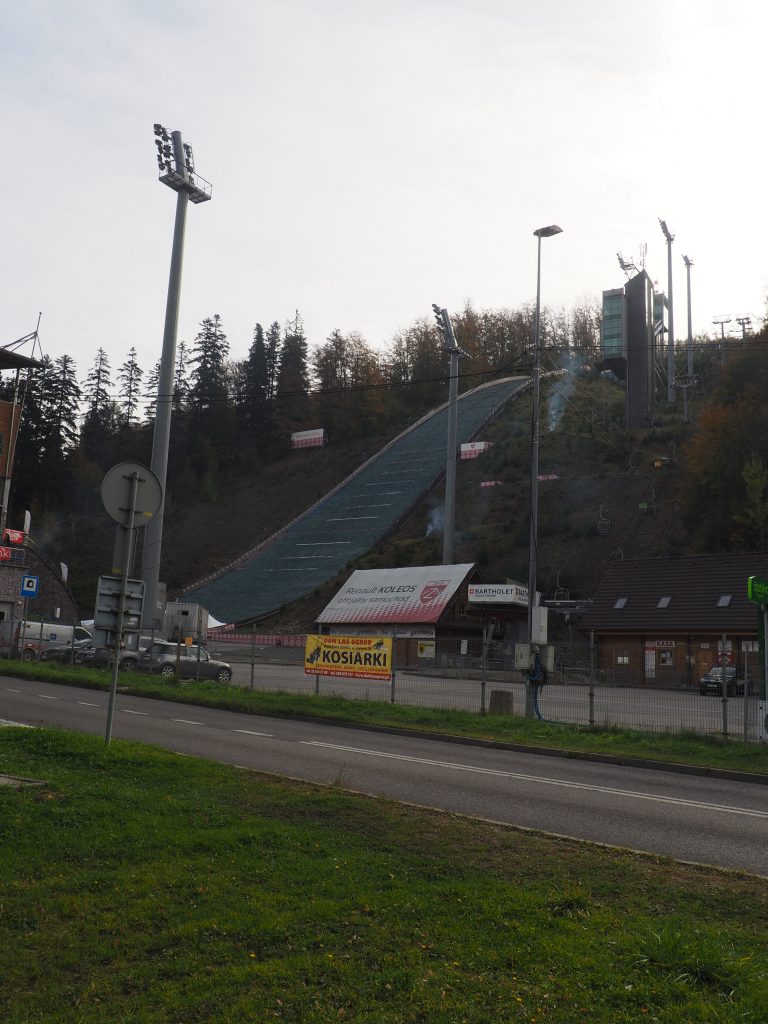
2, 0, 766, 382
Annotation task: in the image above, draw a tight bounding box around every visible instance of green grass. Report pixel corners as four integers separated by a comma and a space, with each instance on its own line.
1, 727, 766, 1023
3, 658, 768, 777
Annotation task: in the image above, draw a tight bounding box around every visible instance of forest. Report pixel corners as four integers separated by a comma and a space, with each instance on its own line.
5, 299, 602, 531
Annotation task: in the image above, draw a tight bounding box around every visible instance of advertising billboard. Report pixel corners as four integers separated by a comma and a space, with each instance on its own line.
291, 428, 326, 449
304, 634, 393, 680
468, 583, 529, 606
317, 564, 475, 625
460, 441, 494, 460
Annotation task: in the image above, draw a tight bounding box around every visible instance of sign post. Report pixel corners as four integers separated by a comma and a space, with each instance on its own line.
100, 462, 162, 746
746, 576, 768, 743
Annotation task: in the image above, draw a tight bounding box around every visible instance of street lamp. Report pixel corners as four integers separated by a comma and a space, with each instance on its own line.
682, 254, 693, 378
432, 304, 469, 564
141, 124, 212, 629
526, 224, 562, 717
659, 219, 675, 403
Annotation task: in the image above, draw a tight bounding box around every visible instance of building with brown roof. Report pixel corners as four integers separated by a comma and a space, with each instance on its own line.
580, 553, 768, 688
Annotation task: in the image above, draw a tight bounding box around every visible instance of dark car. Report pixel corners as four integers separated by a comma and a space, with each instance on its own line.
139, 640, 232, 682
40, 638, 94, 665
698, 667, 749, 696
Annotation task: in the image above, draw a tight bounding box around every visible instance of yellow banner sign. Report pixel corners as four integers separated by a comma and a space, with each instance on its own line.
304, 634, 393, 681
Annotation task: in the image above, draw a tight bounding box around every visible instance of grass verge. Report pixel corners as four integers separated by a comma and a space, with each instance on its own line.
1, 727, 767, 1024
3, 658, 768, 777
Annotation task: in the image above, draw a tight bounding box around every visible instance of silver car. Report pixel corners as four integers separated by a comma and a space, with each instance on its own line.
139, 640, 232, 682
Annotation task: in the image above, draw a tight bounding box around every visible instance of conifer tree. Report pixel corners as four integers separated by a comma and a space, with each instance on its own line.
275, 311, 309, 429
117, 347, 144, 425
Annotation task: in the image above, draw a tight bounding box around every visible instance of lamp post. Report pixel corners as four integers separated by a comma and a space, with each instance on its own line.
432, 304, 469, 564
526, 224, 562, 718
141, 124, 212, 630
682, 254, 693, 379
659, 219, 675, 403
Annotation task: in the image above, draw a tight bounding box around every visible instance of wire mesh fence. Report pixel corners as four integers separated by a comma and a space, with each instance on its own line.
208, 632, 766, 744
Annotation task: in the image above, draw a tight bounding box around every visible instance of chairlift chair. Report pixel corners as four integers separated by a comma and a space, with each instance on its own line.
597, 504, 611, 533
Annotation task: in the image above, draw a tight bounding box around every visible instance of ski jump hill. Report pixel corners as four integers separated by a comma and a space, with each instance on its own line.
183, 376, 529, 625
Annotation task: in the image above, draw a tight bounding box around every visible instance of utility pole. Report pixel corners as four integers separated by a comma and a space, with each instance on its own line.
659, 219, 675, 403
141, 124, 212, 630
432, 304, 468, 564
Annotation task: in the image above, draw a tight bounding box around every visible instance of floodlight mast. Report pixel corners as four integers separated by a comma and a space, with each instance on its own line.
659, 219, 675, 403
432, 304, 468, 564
141, 124, 212, 630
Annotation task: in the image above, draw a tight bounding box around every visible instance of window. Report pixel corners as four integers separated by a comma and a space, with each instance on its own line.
717, 595, 732, 607
617, 652, 629, 665
659, 650, 673, 667
657, 596, 671, 608
614, 597, 627, 609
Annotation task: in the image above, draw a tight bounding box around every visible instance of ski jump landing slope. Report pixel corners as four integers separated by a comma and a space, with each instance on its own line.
183, 376, 529, 624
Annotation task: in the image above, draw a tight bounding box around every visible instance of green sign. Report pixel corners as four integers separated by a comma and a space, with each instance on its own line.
747, 576, 768, 605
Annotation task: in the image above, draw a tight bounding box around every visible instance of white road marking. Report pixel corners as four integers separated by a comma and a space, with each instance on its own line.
77, 702, 101, 707
172, 719, 204, 726
37, 694, 59, 700
300, 741, 768, 820
4, 688, 21, 693
234, 729, 274, 737
121, 710, 150, 716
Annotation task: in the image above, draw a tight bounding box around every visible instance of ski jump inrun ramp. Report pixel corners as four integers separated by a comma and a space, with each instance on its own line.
183, 375, 529, 624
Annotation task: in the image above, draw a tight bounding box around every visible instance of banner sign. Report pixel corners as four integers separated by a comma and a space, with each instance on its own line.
460, 442, 493, 460
0, 546, 12, 561
304, 634, 393, 680
3, 529, 24, 545
317, 564, 474, 624
468, 583, 528, 606
291, 428, 326, 449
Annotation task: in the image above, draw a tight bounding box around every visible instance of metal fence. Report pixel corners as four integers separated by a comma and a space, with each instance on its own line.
207, 632, 767, 744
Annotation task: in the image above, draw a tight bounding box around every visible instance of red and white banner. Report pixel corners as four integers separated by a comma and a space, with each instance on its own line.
460, 442, 494, 460
0, 546, 12, 561
291, 428, 326, 449
318, 564, 475, 625
3, 529, 24, 545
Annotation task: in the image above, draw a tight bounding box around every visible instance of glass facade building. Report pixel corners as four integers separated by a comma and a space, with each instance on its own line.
601, 289, 626, 358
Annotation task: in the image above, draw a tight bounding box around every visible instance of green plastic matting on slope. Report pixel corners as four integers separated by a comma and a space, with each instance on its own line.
183, 376, 528, 624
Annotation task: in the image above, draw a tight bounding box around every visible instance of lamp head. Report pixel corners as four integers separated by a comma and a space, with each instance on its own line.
533, 224, 563, 238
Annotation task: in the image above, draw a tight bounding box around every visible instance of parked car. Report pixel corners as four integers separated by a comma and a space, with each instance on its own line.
698, 667, 750, 696
40, 638, 94, 665
91, 646, 148, 672
138, 640, 232, 682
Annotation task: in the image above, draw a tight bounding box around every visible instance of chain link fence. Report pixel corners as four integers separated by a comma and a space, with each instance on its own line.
208, 631, 766, 744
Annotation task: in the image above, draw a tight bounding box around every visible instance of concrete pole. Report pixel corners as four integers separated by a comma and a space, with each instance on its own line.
142, 131, 189, 629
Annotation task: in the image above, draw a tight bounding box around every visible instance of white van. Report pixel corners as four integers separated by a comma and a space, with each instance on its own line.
0, 619, 93, 661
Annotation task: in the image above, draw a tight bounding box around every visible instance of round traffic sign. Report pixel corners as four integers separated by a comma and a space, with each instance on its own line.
101, 462, 163, 527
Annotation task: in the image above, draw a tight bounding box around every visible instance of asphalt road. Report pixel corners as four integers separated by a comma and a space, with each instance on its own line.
3, 674, 768, 877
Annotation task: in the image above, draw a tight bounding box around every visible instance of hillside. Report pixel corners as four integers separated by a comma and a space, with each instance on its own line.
53, 350, 757, 625
250, 372, 693, 631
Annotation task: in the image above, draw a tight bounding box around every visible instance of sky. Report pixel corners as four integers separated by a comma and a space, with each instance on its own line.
2, 0, 767, 383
